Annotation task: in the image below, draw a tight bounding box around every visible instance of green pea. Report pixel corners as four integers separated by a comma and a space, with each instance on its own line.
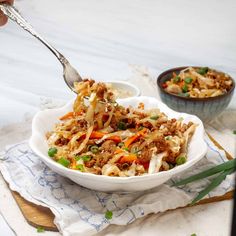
117, 121, 127, 130
57, 157, 70, 167
76, 164, 85, 172
176, 156, 187, 165
182, 84, 188, 93
90, 145, 99, 154
48, 147, 57, 157
197, 67, 209, 75
83, 155, 92, 161
105, 210, 113, 220
150, 115, 159, 120
123, 147, 129, 151
173, 76, 180, 83
184, 77, 193, 84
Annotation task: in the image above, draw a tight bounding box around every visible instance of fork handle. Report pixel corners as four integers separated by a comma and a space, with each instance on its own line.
0, 3, 68, 67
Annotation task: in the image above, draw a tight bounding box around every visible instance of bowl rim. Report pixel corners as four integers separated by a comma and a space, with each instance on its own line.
157, 66, 235, 102
29, 96, 207, 183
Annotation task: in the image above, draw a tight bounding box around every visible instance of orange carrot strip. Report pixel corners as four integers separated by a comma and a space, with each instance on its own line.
89, 131, 107, 139
119, 154, 137, 164
108, 136, 122, 143
59, 111, 83, 120
114, 149, 124, 154
89, 131, 121, 143
124, 128, 147, 148
60, 112, 74, 120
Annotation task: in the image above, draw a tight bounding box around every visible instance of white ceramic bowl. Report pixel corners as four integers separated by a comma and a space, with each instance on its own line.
29, 96, 207, 192
105, 81, 141, 98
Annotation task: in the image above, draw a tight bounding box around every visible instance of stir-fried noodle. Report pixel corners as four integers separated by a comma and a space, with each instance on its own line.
47, 79, 196, 176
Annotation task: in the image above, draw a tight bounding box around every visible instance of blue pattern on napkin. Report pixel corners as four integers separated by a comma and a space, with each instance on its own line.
0, 135, 234, 235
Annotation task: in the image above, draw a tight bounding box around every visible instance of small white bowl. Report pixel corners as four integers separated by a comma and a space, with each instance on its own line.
105, 81, 141, 99
29, 96, 207, 192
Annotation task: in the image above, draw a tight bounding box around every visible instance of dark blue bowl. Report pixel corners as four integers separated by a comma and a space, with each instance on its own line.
157, 66, 235, 123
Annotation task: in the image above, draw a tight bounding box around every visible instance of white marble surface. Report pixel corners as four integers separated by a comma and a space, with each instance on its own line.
0, 0, 236, 235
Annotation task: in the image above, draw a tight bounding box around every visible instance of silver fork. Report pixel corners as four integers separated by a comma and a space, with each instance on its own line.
0, 3, 83, 92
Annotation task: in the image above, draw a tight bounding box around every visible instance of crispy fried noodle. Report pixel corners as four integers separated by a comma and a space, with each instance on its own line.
46, 79, 197, 177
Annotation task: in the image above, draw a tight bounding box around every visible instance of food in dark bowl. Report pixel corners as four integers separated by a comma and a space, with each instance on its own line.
157, 66, 235, 123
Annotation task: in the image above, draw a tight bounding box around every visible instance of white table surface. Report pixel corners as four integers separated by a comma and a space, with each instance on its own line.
0, 0, 236, 235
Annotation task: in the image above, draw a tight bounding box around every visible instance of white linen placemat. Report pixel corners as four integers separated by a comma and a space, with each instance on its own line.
0, 134, 234, 236
0, 65, 235, 236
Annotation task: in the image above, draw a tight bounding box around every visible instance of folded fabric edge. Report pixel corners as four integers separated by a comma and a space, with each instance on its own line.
0, 162, 64, 233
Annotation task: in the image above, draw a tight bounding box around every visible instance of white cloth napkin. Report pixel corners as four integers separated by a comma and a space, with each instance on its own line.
0, 66, 235, 236
0, 134, 234, 236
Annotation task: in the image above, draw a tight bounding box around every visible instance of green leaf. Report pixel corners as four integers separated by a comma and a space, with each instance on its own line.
197, 67, 209, 75
48, 147, 57, 157
191, 167, 235, 205
184, 77, 193, 84
173, 76, 180, 83
57, 157, 70, 167
37, 226, 45, 233
191, 234, 197, 236
233, 130, 236, 135
173, 159, 236, 187
182, 84, 188, 93
105, 210, 113, 220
